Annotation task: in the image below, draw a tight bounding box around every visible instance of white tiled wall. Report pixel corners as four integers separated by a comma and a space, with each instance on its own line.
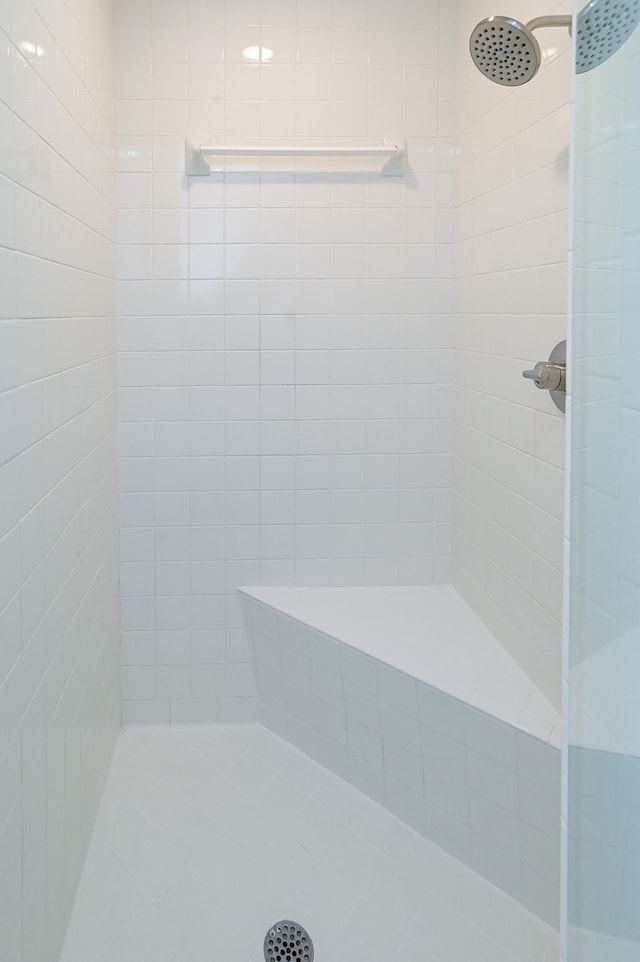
0, 1, 119, 961
452, 1, 571, 710
116, 0, 455, 725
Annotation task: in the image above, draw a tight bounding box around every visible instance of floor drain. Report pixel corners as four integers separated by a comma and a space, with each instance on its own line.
263, 920, 314, 962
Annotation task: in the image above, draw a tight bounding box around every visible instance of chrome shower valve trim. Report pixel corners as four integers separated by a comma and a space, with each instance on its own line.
522, 340, 567, 413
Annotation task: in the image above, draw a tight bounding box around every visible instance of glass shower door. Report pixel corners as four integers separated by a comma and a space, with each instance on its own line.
566, 5, 640, 959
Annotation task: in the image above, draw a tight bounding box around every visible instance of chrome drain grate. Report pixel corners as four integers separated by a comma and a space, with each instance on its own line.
263, 920, 314, 962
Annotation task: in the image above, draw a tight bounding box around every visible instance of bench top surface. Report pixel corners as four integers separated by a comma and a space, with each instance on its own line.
239, 585, 561, 748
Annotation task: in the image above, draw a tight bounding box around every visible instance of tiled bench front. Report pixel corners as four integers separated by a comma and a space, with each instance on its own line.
239, 585, 561, 928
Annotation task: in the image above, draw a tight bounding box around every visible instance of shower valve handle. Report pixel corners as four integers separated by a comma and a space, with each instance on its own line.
522, 361, 565, 392
522, 341, 567, 412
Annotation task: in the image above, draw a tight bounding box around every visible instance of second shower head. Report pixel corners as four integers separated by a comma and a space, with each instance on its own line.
576, 0, 640, 71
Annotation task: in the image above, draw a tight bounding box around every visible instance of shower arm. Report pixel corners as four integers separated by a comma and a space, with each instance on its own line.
526, 14, 573, 35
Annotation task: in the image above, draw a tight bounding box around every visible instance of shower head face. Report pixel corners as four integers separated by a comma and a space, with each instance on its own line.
576, 0, 640, 72
469, 16, 542, 86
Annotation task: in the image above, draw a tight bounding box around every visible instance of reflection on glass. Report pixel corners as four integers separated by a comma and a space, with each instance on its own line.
567, 0, 640, 958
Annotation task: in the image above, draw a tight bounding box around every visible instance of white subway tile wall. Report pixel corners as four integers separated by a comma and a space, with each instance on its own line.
452, 1, 571, 711
116, 0, 455, 724
0, 1, 118, 961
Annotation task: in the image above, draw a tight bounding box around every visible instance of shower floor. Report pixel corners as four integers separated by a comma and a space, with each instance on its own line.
59, 725, 558, 962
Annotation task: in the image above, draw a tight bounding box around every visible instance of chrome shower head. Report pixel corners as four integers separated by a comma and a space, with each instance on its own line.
469, 16, 542, 86
470, 2, 640, 86
575, 0, 640, 72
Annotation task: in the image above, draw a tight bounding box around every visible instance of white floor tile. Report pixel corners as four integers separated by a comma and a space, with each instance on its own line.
109, 904, 185, 962
406, 894, 484, 961
482, 889, 558, 962
329, 897, 408, 960
59, 725, 558, 962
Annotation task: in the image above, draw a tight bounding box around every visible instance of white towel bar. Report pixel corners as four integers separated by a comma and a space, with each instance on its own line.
185, 139, 407, 176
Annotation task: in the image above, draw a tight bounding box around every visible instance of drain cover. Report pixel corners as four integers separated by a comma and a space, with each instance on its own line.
263, 920, 314, 962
